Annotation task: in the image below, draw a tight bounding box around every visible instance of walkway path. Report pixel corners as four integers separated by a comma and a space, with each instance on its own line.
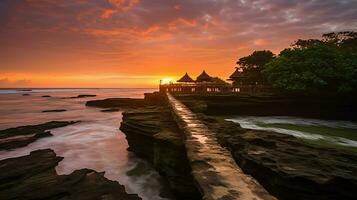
167, 93, 276, 200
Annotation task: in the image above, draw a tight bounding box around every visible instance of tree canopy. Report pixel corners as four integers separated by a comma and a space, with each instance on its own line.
236, 31, 357, 94
236, 50, 274, 84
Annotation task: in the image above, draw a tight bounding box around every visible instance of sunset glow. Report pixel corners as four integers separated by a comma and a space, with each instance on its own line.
160, 78, 175, 85
0, 0, 356, 88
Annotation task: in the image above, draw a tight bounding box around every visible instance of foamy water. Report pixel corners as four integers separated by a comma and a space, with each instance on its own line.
0, 88, 171, 200
227, 116, 357, 147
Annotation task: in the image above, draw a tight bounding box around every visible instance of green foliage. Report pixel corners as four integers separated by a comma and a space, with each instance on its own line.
261, 31, 357, 94
236, 50, 274, 84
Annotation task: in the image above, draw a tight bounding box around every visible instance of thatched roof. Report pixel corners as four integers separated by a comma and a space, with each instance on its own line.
229, 68, 244, 80
177, 73, 195, 82
196, 70, 212, 82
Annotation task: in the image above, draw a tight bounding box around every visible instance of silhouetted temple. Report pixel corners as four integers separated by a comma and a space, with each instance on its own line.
196, 70, 213, 82
177, 73, 195, 83
228, 67, 245, 85
160, 69, 271, 94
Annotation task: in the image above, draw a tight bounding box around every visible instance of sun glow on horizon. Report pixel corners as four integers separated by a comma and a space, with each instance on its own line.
160, 77, 175, 85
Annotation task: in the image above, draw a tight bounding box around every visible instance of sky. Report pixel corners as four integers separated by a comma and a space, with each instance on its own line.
0, 0, 356, 88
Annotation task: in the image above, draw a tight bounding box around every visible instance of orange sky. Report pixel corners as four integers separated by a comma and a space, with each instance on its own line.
0, 0, 356, 88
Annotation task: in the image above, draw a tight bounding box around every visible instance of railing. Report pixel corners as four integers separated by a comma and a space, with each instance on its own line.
159, 83, 273, 94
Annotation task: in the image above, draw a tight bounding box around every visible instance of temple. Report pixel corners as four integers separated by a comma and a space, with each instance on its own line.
159, 69, 271, 94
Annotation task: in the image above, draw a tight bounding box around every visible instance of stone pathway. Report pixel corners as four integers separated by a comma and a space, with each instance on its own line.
167, 93, 276, 200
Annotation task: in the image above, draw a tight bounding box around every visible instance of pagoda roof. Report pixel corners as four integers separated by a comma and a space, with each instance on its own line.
177, 73, 195, 82
196, 70, 212, 82
229, 67, 245, 80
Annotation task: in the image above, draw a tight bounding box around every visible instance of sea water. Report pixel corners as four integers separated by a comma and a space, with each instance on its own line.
227, 116, 357, 148
0, 88, 171, 200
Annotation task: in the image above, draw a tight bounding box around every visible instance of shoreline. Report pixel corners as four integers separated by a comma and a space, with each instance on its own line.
1, 91, 356, 200
86, 92, 357, 200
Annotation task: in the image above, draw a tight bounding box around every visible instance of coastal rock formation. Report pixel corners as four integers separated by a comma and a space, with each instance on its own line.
0, 149, 141, 200
86, 98, 146, 108
167, 93, 276, 200
101, 108, 120, 112
87, 95, 201, 199
175, 94, 357, 120
200, 116, 357, 200
63, 94, 97, 99
88, 93, 357, 200
0, 121, 78, 150
42, 109, 67, 112
72, 94, 97, 98
167, 94, 276, 200
120, 107, 201, 199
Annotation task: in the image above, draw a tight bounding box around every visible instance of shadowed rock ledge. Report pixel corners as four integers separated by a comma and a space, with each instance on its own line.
0, 149, 141, 200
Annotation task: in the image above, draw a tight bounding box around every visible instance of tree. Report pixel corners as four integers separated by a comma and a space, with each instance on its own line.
262, 32, 357, 94
236, 50, 275, 84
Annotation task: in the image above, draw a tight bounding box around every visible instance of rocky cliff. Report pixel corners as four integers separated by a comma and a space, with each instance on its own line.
175, 94, 357, 120
87, 93, 202, 199
0, 149, 141, 200
196, 114, 357, 200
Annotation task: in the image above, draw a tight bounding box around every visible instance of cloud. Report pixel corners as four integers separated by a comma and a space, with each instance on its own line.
0, 0, 356, 86
0, 77, 32, 87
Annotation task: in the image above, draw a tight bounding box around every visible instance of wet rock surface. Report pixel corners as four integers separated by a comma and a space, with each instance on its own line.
0, 149, 141, 200
63, 94, 97, 99
42, 109, 67, 112
101, 108, 120, 112
175, 94, 357, 121
86, 98, 146, 108
120, 107, 201, 199
90, 94, 201, 199
0, 121, 78, 150
177, 104, 357, 200
87, 93, 357, 200
167, 93, 275, 200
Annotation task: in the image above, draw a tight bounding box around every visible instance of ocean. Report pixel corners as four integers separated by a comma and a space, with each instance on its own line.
0, 88, 171, 200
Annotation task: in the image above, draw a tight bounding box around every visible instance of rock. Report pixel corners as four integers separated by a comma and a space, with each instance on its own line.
17, 89, 32, 91
70, 94, 97, 99
0, 149, 141, 200
42, 95, 51, 97
101, 108, 120, 112
86, 98, 146, 108
42, 109, 67, 113
22, 93, 30, 96
0, 121, 78, 150
175, 94, 357, 120
86, 92, 164, 109
120, 107, 201, 200
202, 117, 357, 200
86, 93, 201, 199
62, 94, 97, 99
73, 94, 97, 98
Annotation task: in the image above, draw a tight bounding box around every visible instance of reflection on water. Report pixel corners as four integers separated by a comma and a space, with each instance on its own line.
227, 116, 357, 148
0, 88, 170, 200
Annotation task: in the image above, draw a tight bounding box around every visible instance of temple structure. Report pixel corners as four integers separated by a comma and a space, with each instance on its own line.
159, 69, 271, 94
228, 67, 245, 85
